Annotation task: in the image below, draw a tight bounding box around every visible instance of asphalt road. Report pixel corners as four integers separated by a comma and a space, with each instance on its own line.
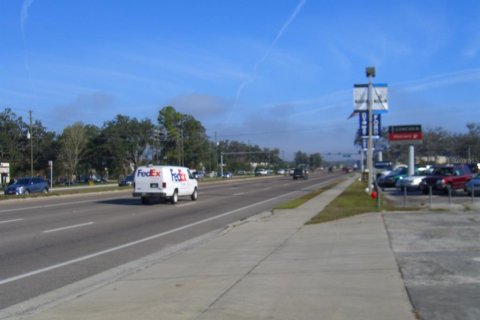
0, 172, 344, 309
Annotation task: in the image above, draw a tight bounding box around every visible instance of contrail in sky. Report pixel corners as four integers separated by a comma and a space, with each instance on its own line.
21, 0, 35, 36
228, 0, 307, 123
20, 0, 38, 108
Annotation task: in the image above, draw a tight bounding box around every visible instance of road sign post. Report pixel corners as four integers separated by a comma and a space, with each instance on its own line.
389, 125, 423, 177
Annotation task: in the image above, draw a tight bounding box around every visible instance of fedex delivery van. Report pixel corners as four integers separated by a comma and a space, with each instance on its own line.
133, 165, 198, 204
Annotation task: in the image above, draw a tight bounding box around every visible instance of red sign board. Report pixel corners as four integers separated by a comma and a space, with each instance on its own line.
389, 131, 423, 141
388, 125, 422, 144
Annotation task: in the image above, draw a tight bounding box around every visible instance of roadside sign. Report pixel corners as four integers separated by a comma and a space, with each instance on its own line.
359, 111, 381, 138
388, 125, 422, 144
361, 138, 375, 151
353, 84, 388, 112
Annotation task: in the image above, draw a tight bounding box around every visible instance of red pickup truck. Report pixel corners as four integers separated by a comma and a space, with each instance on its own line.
419, 164, 473, 194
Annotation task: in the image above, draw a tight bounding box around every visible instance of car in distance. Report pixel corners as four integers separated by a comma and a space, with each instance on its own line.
4, 177, 49, 195
118, 174, 134, 187
192, 170, 205, 180
419, 164, 473, 194
293, 168, 308, 180
255, 169, 268, 176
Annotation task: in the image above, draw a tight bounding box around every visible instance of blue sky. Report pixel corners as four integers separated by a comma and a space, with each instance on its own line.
1, 0, 479, 160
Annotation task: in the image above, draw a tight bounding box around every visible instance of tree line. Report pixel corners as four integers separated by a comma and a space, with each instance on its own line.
0, 106, 323, 182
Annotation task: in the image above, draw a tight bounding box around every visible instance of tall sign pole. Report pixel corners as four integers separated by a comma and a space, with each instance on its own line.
29, 110, 33, 177
366, 67, 375, 192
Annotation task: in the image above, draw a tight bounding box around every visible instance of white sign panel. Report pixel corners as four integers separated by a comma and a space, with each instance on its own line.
353, 84, 388, 112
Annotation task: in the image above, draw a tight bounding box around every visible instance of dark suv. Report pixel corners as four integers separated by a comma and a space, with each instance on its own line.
293, 168, 308, 180
4, 177, 49, 195
419, 164, 472, 194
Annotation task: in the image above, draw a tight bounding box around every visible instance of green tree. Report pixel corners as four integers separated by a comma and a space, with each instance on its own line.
58, 122, 88, 182
309, 153, 323, 168
157, 106, 209, 168
102, 115, 155, 174
0, 108, 28, 175
294, 151, 309, 167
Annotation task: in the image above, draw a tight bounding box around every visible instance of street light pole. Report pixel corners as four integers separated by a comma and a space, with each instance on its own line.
366, 67, 375, 193
29, 110, 33, 177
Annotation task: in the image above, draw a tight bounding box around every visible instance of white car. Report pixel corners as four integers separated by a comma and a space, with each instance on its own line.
255, 169, 268, 176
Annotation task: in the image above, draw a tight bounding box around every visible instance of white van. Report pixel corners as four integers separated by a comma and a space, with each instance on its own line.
132, 165, 198, 204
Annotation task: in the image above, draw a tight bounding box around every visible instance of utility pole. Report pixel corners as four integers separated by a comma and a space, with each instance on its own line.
366, 67, 375, 193
29, 110, 33, 177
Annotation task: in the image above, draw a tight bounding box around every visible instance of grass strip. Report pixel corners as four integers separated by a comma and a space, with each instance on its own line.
0, 186, 129, 201
275, 180, 342, 209
306, 179, 395, 224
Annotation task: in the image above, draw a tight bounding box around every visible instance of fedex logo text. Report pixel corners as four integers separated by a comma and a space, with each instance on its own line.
136, 168, 161, 177
170, 169, 187, 182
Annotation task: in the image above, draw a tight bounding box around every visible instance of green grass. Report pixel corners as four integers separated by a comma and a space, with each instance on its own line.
275, 181, 342, 209
306, 179, 396, 224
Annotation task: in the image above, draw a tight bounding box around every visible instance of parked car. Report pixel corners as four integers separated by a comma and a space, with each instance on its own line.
419, 164, 473, 194
223, 171, 233, 179
118, 175, 134, 187
4, 177, 49, 195
395, 168, 431, 192
277, 169, 286, 175
192, 170, 205, 180
464, 173, 480, 196
293, 168, 308, 180
377, 166, 408, 189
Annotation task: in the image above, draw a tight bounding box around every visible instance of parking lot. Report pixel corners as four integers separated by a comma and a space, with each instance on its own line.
378, 186, 480, 319
384, 211, 480, 320
382, 187, 480, 211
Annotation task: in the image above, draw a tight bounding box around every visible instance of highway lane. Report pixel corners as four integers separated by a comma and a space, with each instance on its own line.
0, 171, 345, 309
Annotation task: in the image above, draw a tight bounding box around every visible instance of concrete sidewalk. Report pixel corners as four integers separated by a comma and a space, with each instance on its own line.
9, 177, 415, 320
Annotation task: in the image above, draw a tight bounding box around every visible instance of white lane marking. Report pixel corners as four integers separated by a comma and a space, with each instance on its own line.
233, 192, 245, 196
0, 190, 298, 286
176, 202, 196, 208
43, 222, 94, 234
0, 218, 24, 224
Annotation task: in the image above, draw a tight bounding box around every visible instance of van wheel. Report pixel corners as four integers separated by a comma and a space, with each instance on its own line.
24, 190, 30, 195
191, 187, 198, 201
171, 190, 178, 204
141, 197, 149, 205
43, 188, 49, 194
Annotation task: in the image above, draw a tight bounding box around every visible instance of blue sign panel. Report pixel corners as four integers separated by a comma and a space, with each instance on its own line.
358, 111, 381, 138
